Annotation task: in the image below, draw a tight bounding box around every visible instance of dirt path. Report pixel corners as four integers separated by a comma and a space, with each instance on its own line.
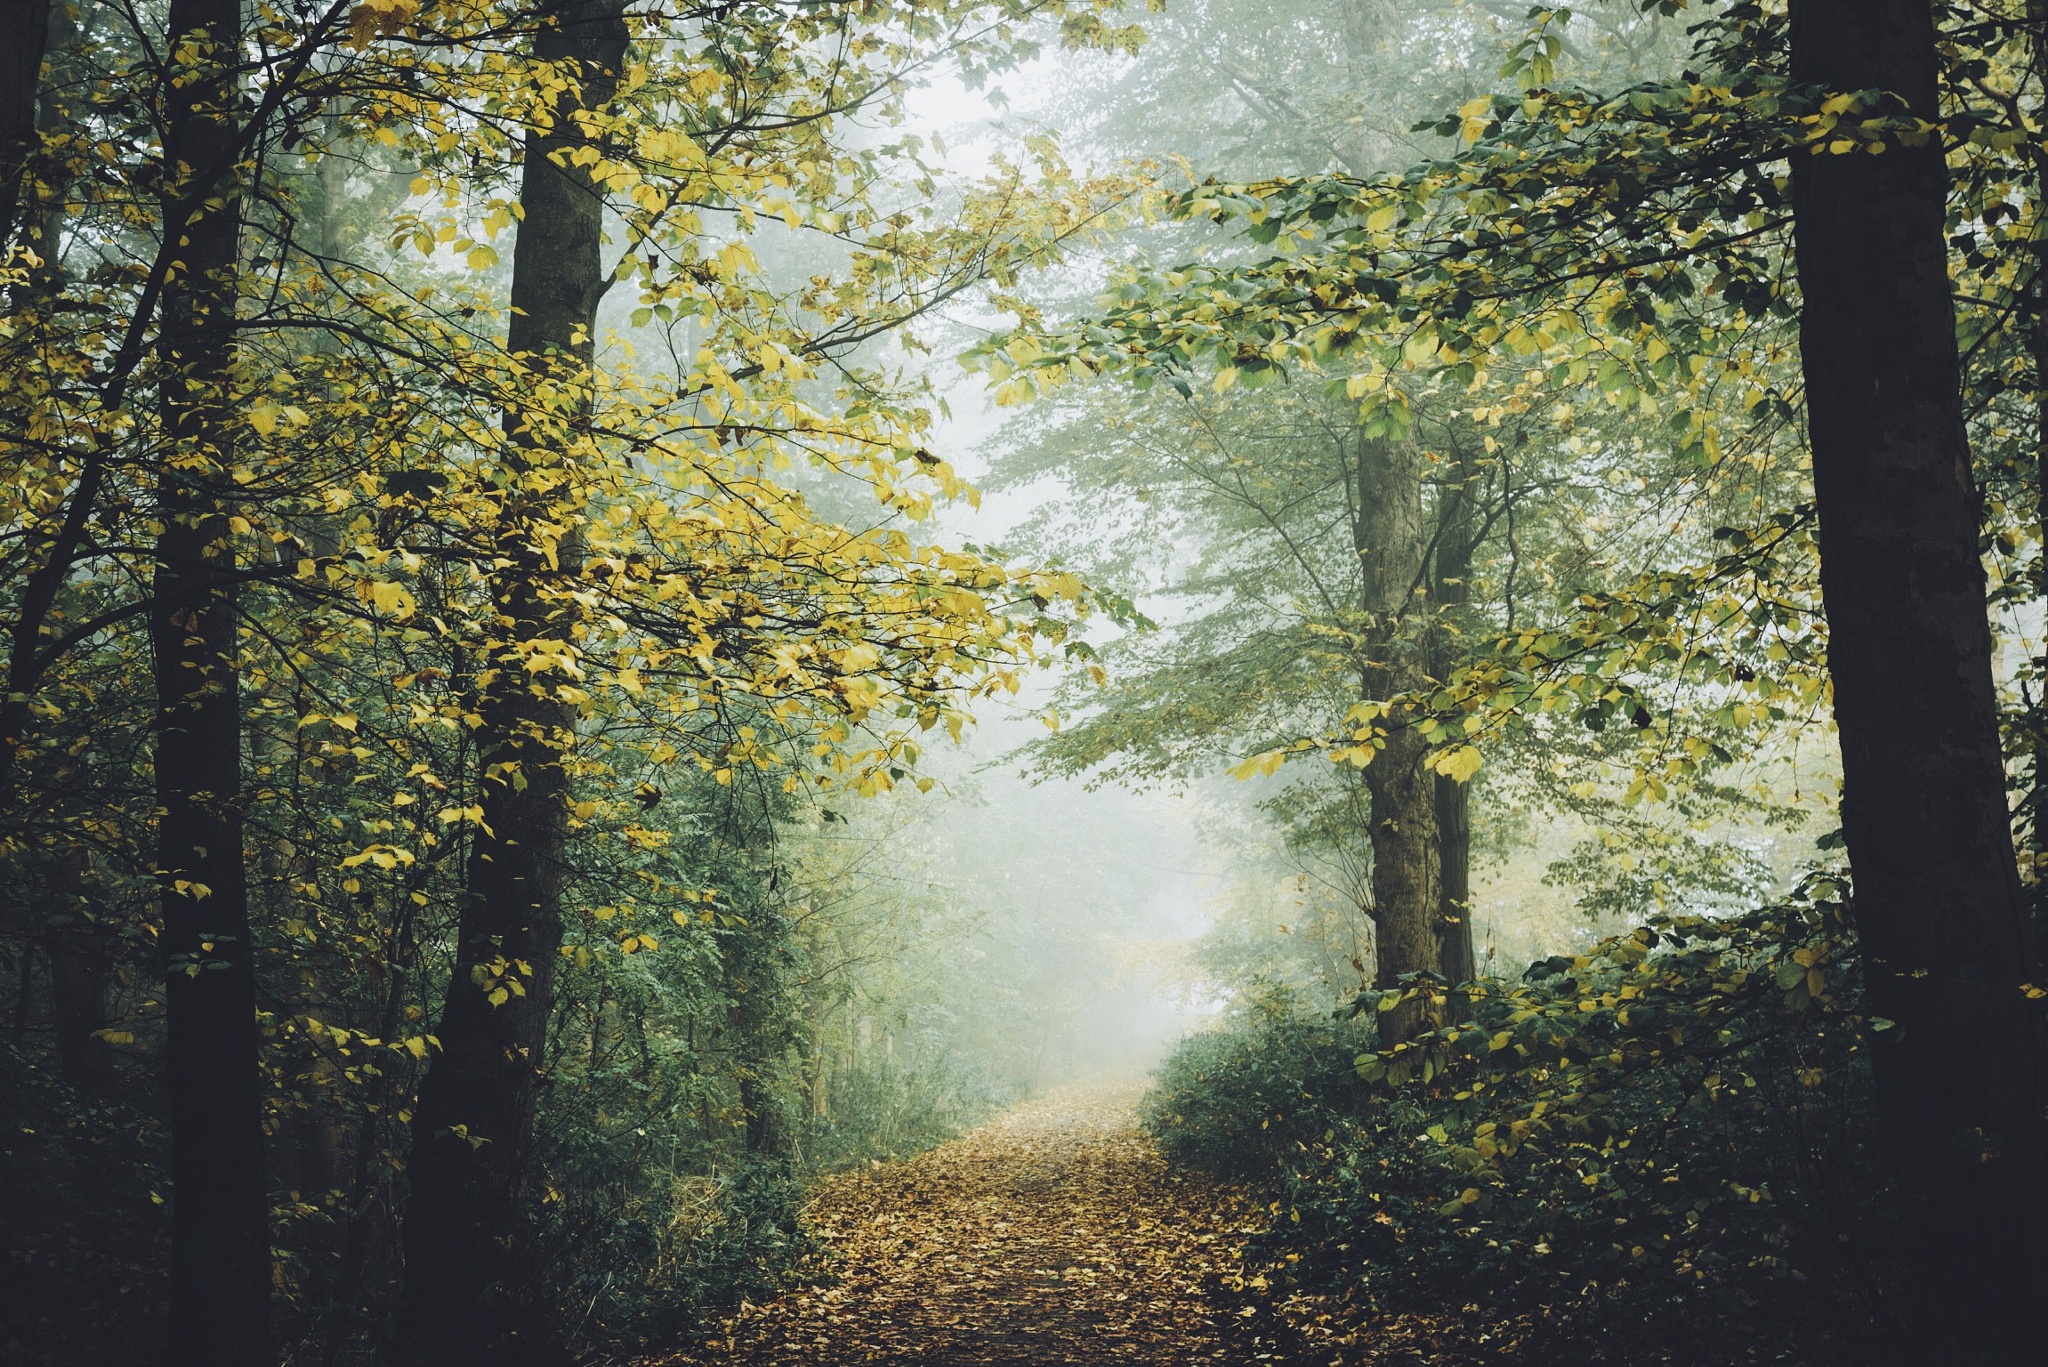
653, 1078, 1254, 1365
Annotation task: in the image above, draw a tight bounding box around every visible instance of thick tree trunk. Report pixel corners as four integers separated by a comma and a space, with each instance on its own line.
396, 4, 627, 1361
152, 0, 268, 1362
1355, 432, 1442, 1043
1430, 442, 1479, 984
1787, 2, 2045, 1358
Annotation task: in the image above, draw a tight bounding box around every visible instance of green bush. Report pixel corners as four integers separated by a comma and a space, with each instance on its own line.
1141, 985, 1375, 1179
1143, 876, 1892, 1347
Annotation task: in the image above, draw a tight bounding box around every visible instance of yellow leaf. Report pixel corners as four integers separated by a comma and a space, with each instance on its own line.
1437, 745, 1483, 784
1227, 749, 1289, 780
368, 580, 415, 619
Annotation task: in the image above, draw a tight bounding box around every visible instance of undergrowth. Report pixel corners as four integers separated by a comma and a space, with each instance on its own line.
1144, 874, 1899, 1362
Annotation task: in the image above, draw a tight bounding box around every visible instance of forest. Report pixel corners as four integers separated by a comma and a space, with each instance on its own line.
0, 1, 2042, 1365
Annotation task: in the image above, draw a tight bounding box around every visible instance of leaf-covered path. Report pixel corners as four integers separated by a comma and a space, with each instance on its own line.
653, 1078, 1255, 1365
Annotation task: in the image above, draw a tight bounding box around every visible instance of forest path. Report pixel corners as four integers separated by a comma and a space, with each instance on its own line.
655, 1077, 1255, 1365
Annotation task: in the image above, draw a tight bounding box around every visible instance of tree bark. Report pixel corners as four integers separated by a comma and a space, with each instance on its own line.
1430, 442, 1479, 984
1354, 432, 1442, 1043
0, 0, 54, 250
1787, 2, 2045, 1358
396, 4, 627, 1361
2028, 0, 2048, 964
152, 0, 269, 1362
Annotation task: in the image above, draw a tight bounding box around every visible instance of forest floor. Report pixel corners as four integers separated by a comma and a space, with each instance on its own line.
642, 1079, 1800, 1367
647, 1076, 1263, 1366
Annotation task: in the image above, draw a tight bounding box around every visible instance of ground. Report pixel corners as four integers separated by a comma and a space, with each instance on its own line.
650, 1077, 1259, 1366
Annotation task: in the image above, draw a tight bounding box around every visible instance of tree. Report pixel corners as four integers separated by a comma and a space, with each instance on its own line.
1429, 436, 1481, 982
381, 1, 1127, 1354
3, 0, 1156, 1358
1351, 430, 1442, 1039
990, 0, 1736, 1015
151, 0, 270, 1360
1785, 0, 2042, 1354
0, 0, 54, 250
396, 5, 632, 1359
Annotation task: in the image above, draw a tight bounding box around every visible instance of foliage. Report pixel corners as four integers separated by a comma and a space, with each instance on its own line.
1142, 986, 1375, 1179
1144, 876, 1890, 1352
0, 0, 1155, 1360
985, 0, 1826, 978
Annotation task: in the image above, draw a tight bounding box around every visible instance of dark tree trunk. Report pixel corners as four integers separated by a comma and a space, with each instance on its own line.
1430, 442, 1479, 984
1431, 773, 1472, 980
2029, 1, 2048, 957
1355, 433, 1442, 1043
47, 911, 116, 1090
397, 4, 627, 1361
0, 0, 79, 792
1787, 2, 2045, 1358
729, 910, 791, 1156
740, 1067, 785, 1155
0, 0, 54, 249
152, 0, 268, 1362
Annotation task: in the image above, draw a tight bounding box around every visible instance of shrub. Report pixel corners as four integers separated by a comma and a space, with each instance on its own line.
1143, 875, 1893, 1354
541, 1147, 815, 1352
1142, 985, 1375, 1179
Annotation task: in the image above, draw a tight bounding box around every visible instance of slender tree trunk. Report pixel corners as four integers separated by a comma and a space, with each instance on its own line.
397, 4, 627, 1361
0, 0, 80, 795
1354, 432, 1442, 1043
1787, 2, 2045, 1358
152, 0, 268, 1362
2028, 1, 2048, 955
0, 0, 54, 250
1430, 442, 1479, 984
47, 873, 116, 1090
315, 901, 418, 1367
726, 897, 790, 1155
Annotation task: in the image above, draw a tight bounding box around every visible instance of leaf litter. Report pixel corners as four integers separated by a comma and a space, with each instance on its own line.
646, 1077, 1259, 1365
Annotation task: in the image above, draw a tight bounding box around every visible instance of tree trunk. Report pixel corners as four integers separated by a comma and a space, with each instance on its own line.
1787, 2, 2045, 1358
47, 899, 116, 1090
1430, 442, 1479, 984
1354, 431, 1442, 1043
0, 0, 80, 792
2028, 1, 2048, 961
1431, 772, 1472, 981
0, 0, 54, 250
152, 0, 269, 1362
396, 4, 627, 1361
